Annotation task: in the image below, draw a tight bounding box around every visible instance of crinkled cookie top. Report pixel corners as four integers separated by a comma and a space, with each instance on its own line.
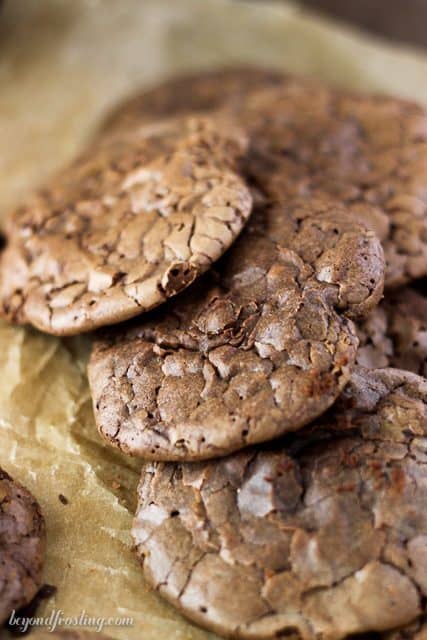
102, 68, 427, 288
241, 81, 427, 287
133, 367, 427, 640
89, 197, 384, 460
0, 116, 252, 335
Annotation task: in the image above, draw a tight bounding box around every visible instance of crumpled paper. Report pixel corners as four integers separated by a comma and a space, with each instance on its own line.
1, 1, 427, 638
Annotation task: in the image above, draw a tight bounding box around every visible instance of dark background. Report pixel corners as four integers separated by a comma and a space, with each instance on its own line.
299, 0, 427, 48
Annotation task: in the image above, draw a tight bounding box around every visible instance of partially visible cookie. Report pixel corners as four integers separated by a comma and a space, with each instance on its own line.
357, 285, 427, 375
99, 67, 286, 135
0, 116, 252, 335
89, 197, 384, 461
133, 367, 427, 640
242, 81, 427, 287
0, 468, 45, 624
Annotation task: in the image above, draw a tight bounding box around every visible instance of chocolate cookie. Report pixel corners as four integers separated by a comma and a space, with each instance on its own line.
0, 117, 252, 335
102, 70, 427, 287
357, 285, 427, 375
242, 81, 427, 287
132, 367, 427, 640
99, 67, 287, 135
89, 197, 384, 460
0, 468, 45, 624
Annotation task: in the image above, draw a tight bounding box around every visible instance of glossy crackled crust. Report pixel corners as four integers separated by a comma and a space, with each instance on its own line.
0, 117, 252, 335
0, 467, 45, 624
357, 285, 427, 376
241, 82, 427, 288
89, 198, 384, 461
103, 69, 427, 288
132, 368, 427, 640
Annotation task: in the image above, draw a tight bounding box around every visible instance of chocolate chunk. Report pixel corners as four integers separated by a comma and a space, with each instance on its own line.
0, 468, 45, 625
89, 197, 384, 460
133, 367, 427, 640
0, 116, 252, 335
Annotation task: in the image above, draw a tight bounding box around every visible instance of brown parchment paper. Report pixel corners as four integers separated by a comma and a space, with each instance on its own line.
1, 1, 427, 638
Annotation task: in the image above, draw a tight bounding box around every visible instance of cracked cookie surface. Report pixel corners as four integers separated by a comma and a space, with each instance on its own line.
102, 69, 427, 287
0, 468, 45, 624
132, 367, 427, 640
357, 284, 427, 376
0, 116, 252, 335
241, 81, 427, 288
89, 197, 384, 461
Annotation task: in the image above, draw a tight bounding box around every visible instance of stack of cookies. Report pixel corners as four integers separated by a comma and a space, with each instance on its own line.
1, 68, 427, 640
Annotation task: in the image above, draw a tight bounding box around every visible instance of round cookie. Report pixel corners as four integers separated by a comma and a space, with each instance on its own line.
0, 467, 45, 624
98, 67, 287, 135
357, 285, 427, 375
0, 116, 252, 335
132, 367, 427, 640
241, 80, 427, 287
89, 197, 384, 461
